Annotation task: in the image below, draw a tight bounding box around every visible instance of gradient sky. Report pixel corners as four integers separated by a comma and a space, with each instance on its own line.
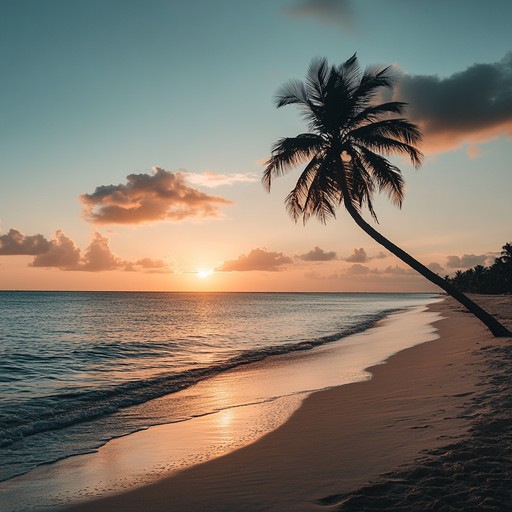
1, 0, 511, 292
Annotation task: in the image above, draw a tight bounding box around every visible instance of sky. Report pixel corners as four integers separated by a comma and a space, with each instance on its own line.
1, 0, 511, 292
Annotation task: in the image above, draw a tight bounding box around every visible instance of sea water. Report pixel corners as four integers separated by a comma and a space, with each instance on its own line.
0, 292, 438, 492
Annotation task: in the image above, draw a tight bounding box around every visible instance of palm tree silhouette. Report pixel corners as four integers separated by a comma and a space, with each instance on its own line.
264, 54, 510, 337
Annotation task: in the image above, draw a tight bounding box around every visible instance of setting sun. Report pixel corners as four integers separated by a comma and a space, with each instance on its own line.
196, 270, 213, 279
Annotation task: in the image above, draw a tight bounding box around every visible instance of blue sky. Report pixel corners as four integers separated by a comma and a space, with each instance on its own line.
1, 0, 511, 291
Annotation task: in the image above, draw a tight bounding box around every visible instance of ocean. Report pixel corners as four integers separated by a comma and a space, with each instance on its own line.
0, 291, 439, 509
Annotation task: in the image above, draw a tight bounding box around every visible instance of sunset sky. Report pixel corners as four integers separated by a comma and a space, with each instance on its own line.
1, 0, 511, 292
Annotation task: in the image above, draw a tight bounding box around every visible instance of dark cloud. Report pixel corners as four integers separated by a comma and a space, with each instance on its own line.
446, 253, 491, 269
396, 53, 512, 153
0, 228, 50, 255
81, 167, 232, 225
298, 246, 337, 261
286, 0, 354, 29
217, 248, 293, 272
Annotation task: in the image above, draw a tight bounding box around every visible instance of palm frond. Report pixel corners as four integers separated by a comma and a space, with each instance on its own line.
349, 119, 423, 167
305, 57, 329, 106
347, 102, 407, 130
350, 118, 421, 144
306, 175, 338, 224
275, 79, 310, 108
356, 147, 405, 207
353, 65, 395, 104
287, 155, 341, 224
352, 134, 422, 168
336, 53, 361, 91
345, 155, 378, 221
284, 155, 323, 222
263, 134, 324, 191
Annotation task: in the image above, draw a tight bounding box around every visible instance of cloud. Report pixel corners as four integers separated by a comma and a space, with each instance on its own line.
24, 230, 171, 273
134, 258, 167, 269
381, 265, 415, 276
306, 263, 416, 279
298, 246, 337, 261
286, 0, 354, 29
0, 228, 50, 255
395, 53, 512, 153
346, 263, 373, 275
427, 262, 445, 274
81, 167, 232, 225
339, 263, 415, 276
217, 248, 293, 272
446, 253, 491, 269
125, 257, 169, 273
79, 233, 127, 271
344, 247, 368, 263
342, 248, 387, 263
31, 231, 81, 268
182, 171, 259, 188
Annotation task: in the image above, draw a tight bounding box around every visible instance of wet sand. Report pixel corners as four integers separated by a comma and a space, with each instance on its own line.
64, 295, 512, 511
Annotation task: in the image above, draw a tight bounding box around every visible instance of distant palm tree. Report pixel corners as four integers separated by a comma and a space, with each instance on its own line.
264, 54, 510, 337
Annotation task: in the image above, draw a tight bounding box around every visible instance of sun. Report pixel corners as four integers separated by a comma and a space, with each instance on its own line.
196, 269, 213, 279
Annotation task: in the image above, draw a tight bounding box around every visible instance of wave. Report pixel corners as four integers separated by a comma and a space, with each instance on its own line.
0, 308, 400, 453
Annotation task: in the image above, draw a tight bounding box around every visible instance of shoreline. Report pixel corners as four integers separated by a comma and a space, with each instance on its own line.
61, 295, 512, 511
2, 299, 440, 512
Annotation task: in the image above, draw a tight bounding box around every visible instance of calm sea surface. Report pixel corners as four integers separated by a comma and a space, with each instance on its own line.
0, 291, 437, 483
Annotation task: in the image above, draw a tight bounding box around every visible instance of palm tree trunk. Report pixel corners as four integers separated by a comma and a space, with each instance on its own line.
343, 203, 511, 337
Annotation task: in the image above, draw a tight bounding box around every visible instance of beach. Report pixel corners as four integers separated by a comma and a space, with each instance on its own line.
58, 294, 511, 511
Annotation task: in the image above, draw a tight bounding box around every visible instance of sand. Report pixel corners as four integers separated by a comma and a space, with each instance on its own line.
63, 295, 512, 512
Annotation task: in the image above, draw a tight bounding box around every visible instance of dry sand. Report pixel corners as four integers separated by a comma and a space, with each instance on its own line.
64, 295, 512, 512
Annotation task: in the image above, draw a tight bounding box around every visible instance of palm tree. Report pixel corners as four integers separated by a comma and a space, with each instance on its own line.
263, 54, 511, 337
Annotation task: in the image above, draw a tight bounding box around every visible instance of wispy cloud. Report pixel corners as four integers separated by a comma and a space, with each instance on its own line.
286, 0, 354, 30
132, 258, 168, 270
396, 53, 512, 154
297, 246, 337, 261
217, 248, 293, 272
182, 171, 259, 188
80, 167, 232, 225
306, 263, 416, 279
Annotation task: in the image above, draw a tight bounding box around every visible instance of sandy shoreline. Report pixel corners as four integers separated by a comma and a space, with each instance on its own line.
61, 294, 512, 511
